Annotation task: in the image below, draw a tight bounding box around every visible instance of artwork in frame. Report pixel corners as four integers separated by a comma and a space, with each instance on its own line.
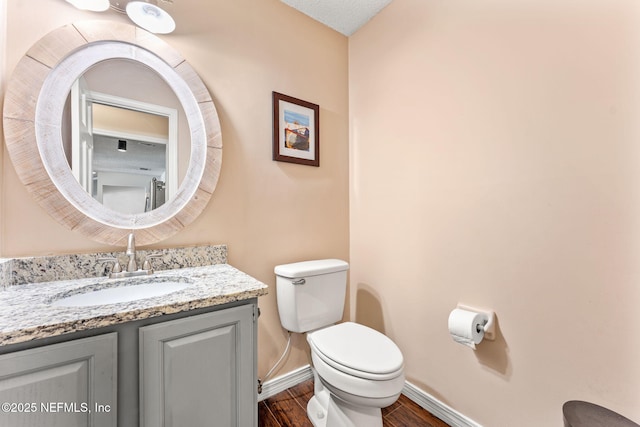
272, 91, 320, 167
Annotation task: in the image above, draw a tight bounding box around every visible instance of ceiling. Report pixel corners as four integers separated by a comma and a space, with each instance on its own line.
279, 0, 393, 36
106, 0, 392, 37
93, 135, 166, 177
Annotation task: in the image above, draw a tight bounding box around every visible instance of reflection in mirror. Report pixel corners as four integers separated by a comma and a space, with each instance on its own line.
63, 59, 190, 214
89, 104, 169, 214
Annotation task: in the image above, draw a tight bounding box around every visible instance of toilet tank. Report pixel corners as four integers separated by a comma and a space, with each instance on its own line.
275, 259, 349, 333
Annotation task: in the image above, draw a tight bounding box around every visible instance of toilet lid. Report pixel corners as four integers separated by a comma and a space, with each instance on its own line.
308, 322, 403, 376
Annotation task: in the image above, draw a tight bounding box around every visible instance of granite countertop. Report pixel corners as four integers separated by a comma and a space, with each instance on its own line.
0, 263, 268, 346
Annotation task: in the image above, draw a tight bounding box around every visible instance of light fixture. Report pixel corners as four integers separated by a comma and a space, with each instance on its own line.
65, 0, 110, 12
117, 140, 127, 152
126, 1, 176, 34
65, 1, 176, 34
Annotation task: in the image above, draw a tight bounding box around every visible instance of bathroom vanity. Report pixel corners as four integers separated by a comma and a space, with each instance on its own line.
0, 17, 261, 426
0, 260, 268, 427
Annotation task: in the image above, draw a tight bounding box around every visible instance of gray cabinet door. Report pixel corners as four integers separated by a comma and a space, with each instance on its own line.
0, 333, 117, 427
139, 304, 256, 427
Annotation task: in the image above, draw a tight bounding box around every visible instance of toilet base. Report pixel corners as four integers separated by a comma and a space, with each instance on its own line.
307, 395, 328, 427
307, 369, 383, 427
307, 395, 383, 427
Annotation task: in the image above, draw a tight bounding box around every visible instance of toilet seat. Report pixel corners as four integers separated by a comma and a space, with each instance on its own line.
308, 322, 404, 380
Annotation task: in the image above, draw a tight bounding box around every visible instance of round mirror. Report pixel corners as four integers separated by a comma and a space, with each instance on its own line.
2, 20, 222, 246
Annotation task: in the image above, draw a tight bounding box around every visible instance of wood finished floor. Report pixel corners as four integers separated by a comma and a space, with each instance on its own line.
259, 379, 450, 427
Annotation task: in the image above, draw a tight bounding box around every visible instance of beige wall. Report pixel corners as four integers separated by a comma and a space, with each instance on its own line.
2, 0, 349, 380
0, 0, 6, 242
350, 0, 640, 425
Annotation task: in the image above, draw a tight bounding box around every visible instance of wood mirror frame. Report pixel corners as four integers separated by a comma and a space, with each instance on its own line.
2, 20, 222, 246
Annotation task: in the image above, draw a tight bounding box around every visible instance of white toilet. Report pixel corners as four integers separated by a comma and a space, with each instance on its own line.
275, 259, 405, 427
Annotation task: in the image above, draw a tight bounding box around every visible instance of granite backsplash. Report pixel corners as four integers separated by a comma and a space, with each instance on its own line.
0, 245, 228, 288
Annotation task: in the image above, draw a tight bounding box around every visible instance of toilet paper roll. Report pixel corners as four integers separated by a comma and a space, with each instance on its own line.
448, 308, 487, 350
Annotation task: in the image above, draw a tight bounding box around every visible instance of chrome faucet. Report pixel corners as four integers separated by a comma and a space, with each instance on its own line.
101, 233, 161, 279
126, 233, 137, 272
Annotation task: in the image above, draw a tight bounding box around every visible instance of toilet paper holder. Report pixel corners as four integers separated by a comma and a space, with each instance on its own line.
457, 304, 496, 341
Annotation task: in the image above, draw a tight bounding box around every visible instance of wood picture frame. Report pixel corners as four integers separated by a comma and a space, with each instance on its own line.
272, 92, 319, 167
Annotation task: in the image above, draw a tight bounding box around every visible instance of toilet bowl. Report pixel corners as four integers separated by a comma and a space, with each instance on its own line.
306, 322, 405, 427
274, 260, 405, 427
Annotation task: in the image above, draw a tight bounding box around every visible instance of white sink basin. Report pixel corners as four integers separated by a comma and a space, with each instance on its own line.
51, 279, 193, 307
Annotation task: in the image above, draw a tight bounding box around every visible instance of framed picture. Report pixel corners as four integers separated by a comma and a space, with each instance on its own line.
272, 91, 320, 167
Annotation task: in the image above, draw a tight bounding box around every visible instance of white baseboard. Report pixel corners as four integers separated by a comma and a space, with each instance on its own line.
257, 364, 314, 402
402, 381, 482, 427
257, 365, 481, 427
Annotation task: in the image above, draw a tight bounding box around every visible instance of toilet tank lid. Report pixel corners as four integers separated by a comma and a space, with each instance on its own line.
274, 259, 349, 278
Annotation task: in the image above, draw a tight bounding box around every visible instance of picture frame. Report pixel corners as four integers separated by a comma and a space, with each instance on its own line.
272, 91, 320, 167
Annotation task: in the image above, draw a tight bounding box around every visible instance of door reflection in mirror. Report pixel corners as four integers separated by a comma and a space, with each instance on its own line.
63, 59, 187, 215
92, 102, 170, 214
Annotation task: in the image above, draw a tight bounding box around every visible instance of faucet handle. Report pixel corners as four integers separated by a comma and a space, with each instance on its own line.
142, 253, 162, 271
98, 257, 123, 274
